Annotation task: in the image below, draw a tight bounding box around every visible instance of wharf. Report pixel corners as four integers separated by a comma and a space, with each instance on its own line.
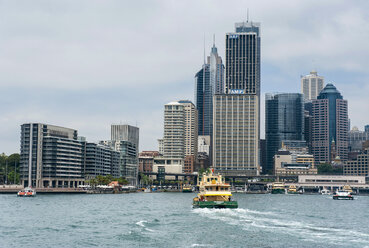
0, 186, 87, 194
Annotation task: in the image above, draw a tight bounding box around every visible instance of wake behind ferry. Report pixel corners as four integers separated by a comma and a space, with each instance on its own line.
193, 170, 238, 209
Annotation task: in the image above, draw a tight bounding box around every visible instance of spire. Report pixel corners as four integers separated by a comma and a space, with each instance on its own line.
247, 8, 249, 22
213, 34, 215, 47
203, 33, 206, 65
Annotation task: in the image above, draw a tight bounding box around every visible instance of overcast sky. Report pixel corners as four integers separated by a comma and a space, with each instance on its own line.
1, 0, 369, 154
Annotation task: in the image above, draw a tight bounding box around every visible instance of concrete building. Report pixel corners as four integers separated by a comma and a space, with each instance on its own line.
111, 124, 139, 148
213, 94, 259, 176
344, 148, 369, 176
20, 123, 84, 188
265, 93, 305, 174
301, 70, 324, 100
312, 84, 349, 163
151, 157, 184, 180
84, 143, 120, 179
198, 135, 211, 156
274, 148, 317, 176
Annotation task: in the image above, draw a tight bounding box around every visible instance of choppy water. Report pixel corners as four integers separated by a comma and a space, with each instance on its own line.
1, 193, 369, 248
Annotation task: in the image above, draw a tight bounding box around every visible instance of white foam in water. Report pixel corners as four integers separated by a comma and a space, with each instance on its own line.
136, 220, 147, 227
192, 208, 369, 245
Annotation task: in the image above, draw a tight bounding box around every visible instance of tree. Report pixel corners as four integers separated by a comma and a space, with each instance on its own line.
7, 171, 20, 184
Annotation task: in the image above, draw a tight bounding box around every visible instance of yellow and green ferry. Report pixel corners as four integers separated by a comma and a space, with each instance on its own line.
182, 184, 193, 193
271, 182, 286, 194
193, 171, 238, 209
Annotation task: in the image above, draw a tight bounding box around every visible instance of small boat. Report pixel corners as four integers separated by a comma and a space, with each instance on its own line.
321, 188, 331, 195
287, 184, 298, 194
271, 182, 285, 194
333, 190, 354, 200
193, 170, 238, 209
17, 187, 36, 197
143, 188, 151, 193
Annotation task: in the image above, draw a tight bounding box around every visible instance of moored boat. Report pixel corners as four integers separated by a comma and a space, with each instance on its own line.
271, 182, 285, 194
287, 184, 298, 194
193, 171, 238, 209
321, 188, 331, 195
333, 190, 353, 200
17, 187, 36, 197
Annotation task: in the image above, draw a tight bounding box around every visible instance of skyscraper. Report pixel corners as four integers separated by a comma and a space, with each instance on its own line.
312, 83, 348, 163
265, 93, 305, 174
111, 124, 139, 148
301, 70, 324, 100
195, 43, 224, 137
213, 21, 260, 176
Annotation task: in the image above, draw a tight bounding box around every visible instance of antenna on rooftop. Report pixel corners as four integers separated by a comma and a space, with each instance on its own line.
247, 8, 249, 22
203, 33, 206, 64
213, 34, 215, 46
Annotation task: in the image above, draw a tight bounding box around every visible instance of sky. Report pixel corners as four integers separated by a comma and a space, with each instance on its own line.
1, 0, 369, 155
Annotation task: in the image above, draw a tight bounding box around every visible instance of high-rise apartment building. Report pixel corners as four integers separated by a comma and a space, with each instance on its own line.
301, 70, 324, 100
213, 21, 260, 176
163, 100, 198, 173
265, 93, 305, 174
312, 84, 348, 163
20, 123, 85, 188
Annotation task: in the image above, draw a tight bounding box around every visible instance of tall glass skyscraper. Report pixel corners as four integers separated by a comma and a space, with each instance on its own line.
312, 84, 348, 163
265, 93, 305, 174
213, 21, 261, 176
195, 43, 224, 137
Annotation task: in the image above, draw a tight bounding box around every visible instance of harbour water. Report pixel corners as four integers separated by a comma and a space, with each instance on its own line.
1, 193, 369, 248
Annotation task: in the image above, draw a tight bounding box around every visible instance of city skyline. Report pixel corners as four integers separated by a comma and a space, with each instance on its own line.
1, 1, 369, 155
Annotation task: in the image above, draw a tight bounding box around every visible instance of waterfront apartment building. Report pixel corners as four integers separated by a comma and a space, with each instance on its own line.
348, 126, 369, 153
312, 84, 348, 163
301, 70, 324, 100
84, 143, 120, 179
101, 140, 139, 185
20, 123, 85, 188
213, 94, 259, 176
265, 93, 305, 174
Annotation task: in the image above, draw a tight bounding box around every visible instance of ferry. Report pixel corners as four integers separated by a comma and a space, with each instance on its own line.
193, 170, 238, 209
342, 185, 353, 193
333, 190, 354, 200
182, 185, 193, 193
271, 182, 285, 194
287, 184, 298, 194
17, 187, 36, 197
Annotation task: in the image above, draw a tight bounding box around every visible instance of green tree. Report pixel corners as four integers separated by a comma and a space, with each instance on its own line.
317, 163, 333, 174
7, 171, 20, 184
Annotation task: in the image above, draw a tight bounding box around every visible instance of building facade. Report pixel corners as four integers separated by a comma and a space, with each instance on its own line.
301, 70, 324, 100
85, 143, 120, 179
265, 93, 305, 174
344, 148, 369, 176
212, 21, 261, 176
139, 151, 160, 173
312, 84, 348, 163
213, 94, 259, 176
20, 123, 85, 188
111, 124, 139, 148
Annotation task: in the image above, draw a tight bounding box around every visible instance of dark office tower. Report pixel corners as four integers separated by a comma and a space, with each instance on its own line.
225, 21, 260, 95
312, 84, 348, 163
265, 93, 305, 174
304, 110, 313, 153
195, 43, 224, 137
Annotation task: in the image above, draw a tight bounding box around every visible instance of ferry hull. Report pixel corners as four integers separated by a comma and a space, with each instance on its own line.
182, 189, 193, 193
333, 195, 353, 200
193, 201, 238, 209
271, 189, 285, 194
